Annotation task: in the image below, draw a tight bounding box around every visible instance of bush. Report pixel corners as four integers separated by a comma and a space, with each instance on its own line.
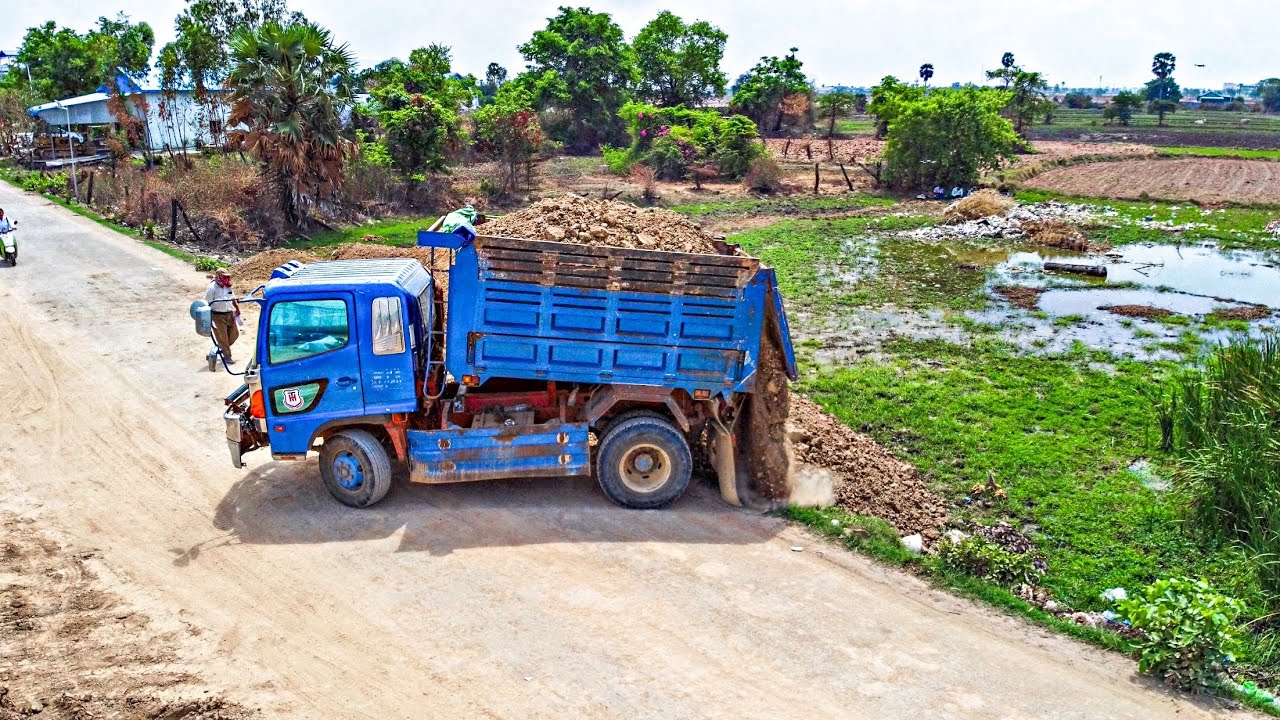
743, 156, 784, 193
601, 145, 633, 175
935, 534, 1044, 586
1115, 577, 1246, 691
19, 171, 69, 197
610, 101, 767, 181
1161, 335, 1280, 597
629, 163, 657, 201
194, 256, 229, 272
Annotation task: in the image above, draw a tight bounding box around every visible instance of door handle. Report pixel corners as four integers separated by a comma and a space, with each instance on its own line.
336, 376, 357, 388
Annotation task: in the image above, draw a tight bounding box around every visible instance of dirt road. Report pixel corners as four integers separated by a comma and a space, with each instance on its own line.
0, 183, 1240, 719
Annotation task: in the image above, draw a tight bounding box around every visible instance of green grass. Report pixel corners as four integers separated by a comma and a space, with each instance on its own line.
1034, 107, 1280, 134
669, 192, 896, 219
1015, 190, 1280, 250
798, 337, 1261, 611
289, 217, 433, 250
726, 214, 998, 312
833, 118, 876, 134
1157, 146, 1280, 160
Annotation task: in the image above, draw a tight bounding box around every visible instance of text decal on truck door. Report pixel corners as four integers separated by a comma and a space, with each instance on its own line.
271, 381, 326, 415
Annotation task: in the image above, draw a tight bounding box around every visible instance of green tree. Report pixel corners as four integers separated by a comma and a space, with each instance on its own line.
1103, 91, 1142, 125
1063, 92, 1094, 109
1146, 52, 1180, 126
517, 6, 638, 150
478, 62, 507, 104
226, 21, 357, 227
867, 75, 924, 138
473, 84, 544, 193
3, 15, 155, 100
158, 0, 302, 93
1004, 70, 1051, 136
817, 90, 857, 137
852, 92, 868, 113
1259, 78, 1280, 113
729, 48, 810, 134
881, 86, 1018, 190
363, 45, 475, 179
918, 63, 934, 87
633, 11, 727, 108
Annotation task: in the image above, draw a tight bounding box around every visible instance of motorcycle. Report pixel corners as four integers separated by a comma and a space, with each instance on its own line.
1, 220, 16, 266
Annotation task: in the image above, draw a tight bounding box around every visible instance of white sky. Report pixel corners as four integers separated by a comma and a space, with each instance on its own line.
1, 0, 1271, 90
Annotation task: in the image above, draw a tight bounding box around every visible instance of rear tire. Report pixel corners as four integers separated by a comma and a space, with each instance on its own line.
319, 429, 393, 508
596, 416, 692, 509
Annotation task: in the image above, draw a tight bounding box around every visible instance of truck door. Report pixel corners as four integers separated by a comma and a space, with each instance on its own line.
260, 293, 364, 454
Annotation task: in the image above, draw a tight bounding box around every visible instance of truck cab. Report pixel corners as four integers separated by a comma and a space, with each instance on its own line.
227, 260, 437, 496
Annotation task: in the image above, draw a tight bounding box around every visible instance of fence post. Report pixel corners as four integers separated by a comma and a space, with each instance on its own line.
169, 199, 179, 243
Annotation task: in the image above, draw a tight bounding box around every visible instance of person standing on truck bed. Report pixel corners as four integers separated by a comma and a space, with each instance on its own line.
205, 268, 241, 363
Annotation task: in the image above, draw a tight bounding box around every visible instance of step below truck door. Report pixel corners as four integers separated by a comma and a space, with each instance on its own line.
259, 292, 364, 455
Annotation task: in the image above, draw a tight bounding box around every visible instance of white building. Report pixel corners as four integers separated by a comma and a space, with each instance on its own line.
28, 75, 229, 153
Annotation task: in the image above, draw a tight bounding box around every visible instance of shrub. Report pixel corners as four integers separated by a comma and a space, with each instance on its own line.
1115, 577, 1246, 691
935, 534, 1044, 586
1161, 335, 1280, 597
20, 171, 69, 197
744, 156, 784, 193
194, 256, 229, 272
629, 163, 657, 201
601, 145, 633, 175
610, 101, 766, 181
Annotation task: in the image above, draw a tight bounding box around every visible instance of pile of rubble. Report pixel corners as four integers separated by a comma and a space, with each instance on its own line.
787, 395, 947, 539
907, 201, 1104, 243
480, 196, 721, 254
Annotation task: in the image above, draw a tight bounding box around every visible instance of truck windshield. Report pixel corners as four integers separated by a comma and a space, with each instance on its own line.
268, 299, 349, 364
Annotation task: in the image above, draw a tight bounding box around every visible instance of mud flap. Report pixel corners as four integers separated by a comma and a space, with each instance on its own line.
707, 418, 747, 507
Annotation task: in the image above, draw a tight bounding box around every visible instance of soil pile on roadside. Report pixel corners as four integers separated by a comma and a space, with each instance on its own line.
0, 512, 252, 720
481, 196, 720, 254
943, 190, 1016, 224
229, 247, 322, 288
786, 396, 947, 538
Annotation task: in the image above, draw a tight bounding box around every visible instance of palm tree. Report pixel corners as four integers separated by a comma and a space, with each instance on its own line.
1152, 52, 1176, 80
1150, 52, 1178, 126
1001, 52, 1016, 70
919, 63, 934, 88
226, 22, 357, 227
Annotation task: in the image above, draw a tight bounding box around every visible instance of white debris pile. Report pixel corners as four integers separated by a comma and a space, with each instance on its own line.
1266, 219, 1280, 237
905, 201, 1106, 241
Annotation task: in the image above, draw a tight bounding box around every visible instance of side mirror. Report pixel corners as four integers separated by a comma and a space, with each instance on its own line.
189, 300, 212, 338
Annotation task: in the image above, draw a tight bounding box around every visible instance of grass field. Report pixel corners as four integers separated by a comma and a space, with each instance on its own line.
1157, 146, 1280, 160
1034, 107, 1280, 133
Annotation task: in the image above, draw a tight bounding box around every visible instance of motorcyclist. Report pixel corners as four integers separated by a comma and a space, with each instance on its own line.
0, 208, 12, 234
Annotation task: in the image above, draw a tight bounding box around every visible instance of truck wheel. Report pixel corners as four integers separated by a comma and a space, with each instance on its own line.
596, 415, 692, 509
319, 429, 393, 508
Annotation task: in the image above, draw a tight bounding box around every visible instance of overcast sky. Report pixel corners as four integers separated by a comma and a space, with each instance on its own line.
2, 0, 1272, 90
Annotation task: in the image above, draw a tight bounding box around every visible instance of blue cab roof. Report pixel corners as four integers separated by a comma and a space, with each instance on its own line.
265, 259, 431, 296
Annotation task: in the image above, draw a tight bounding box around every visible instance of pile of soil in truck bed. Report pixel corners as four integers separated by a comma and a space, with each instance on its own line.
480, 196, 721, 254
228, 198, 946, 537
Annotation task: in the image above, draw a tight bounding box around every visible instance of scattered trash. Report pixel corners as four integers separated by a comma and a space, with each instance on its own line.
790, 546, 804, 553
1101, 587, 1128, 602
901, 534, 924, 554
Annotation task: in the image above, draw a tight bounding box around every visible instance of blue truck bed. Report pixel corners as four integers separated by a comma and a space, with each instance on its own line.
419, 231, 798, 398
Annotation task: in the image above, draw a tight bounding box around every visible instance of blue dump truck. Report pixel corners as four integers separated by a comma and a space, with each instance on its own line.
220, 219, 797, 509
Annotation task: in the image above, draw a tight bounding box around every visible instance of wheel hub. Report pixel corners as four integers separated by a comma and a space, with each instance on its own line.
333, 451, 365, 490
618, 444, 672, 494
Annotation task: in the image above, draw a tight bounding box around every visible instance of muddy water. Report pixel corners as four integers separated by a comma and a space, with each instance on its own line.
805, 234, 1280, 363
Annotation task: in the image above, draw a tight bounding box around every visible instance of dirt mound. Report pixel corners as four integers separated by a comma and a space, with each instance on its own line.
943, 190, 1016, 224
1099, 304, 1175, 319
229, 247, 322, 288
1022, 219, 1104, 252
786, 396, 947, 538
480, 196, 720, 254
0, 512, 251, 720
995, 285, 1046, 310
744, 329, 792, 501
1210, 305, 1273, 322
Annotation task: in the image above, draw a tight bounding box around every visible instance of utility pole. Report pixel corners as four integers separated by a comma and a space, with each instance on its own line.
57, 101, 80, 202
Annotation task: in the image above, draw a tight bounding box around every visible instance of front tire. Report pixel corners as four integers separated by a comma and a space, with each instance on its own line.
319, 429, 393, 508
596, 415, 692, 509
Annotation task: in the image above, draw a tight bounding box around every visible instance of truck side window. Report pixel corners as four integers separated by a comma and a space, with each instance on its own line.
372, 296, 405, 355
268, 299, 349, 364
